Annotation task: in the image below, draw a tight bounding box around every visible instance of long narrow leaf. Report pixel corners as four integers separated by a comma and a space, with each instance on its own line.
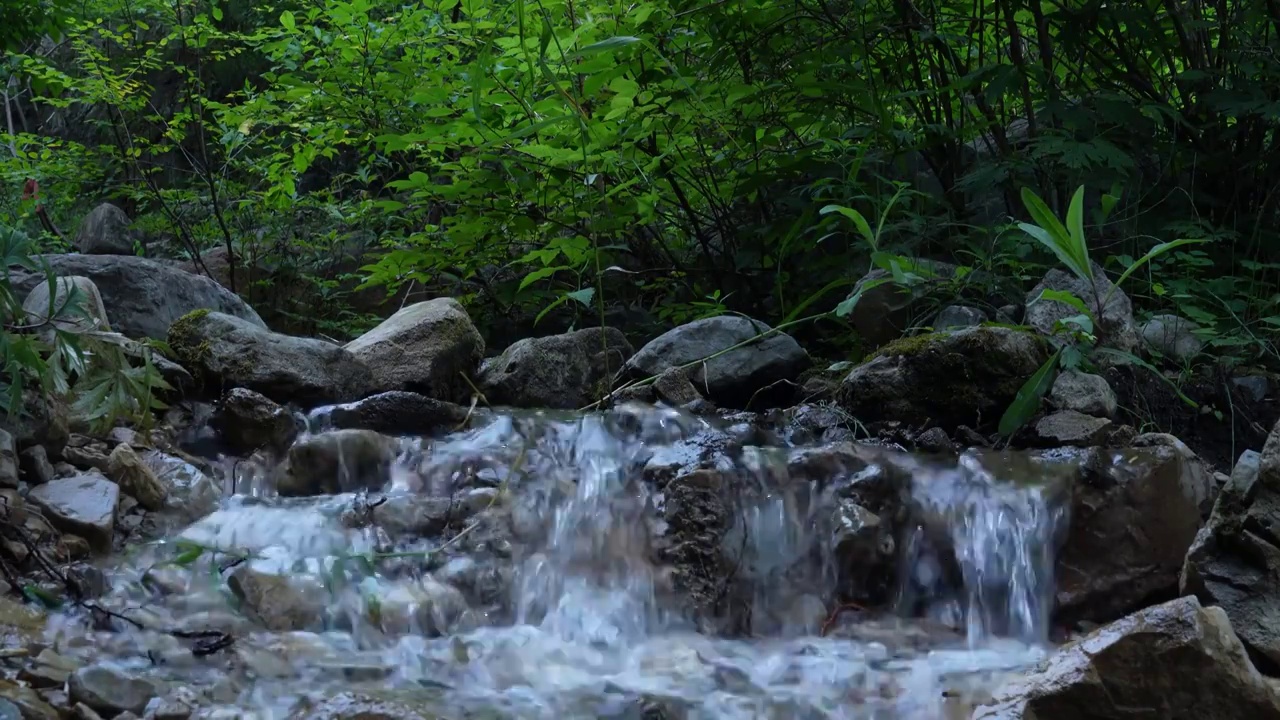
998, 348, 1062, 437
1104, 238, 1207, 308
1065, 185, 1086, 251
1020, 187, 1093, 282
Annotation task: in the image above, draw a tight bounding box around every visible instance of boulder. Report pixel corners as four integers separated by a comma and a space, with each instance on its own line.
837, 326, 1048, 429
1048, 370, 1117, 418
26, 475, 119, 552
974, 596, 1280, 719
324, 391, 471, 436
842, 260, 957, 349
623, 315, 810, 408
8, 254, 263, 340
1181, 419, 1280, 667
227, 565, 326, 631
21, 276, 110, 337
344, 299, 484, 403
73, 203, 134, 255
68, 664, 157, 716
213, 388, 298, 454
1141, 313, 1204, 362
478, 327, 632, 409
168, 310, 369, 406
1053, 445, 1212, 624
276, 429, 397, 496
1024, 264, 1138, 353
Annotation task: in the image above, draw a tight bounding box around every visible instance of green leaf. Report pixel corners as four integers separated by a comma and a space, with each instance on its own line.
574, 36, 640, 58
834, 277, 893, 318
1020, 186, 1092, 283
565, 287, 596, 307
1105, 238, 1207, 307
820, 204, 876, 249
518, 265, 570, 292
1028, 288, 1091, 317
280, 10, 296, 31
998, 348, 1062, 437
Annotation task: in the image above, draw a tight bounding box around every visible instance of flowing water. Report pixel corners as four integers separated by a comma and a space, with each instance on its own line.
37, 404, 1075, 719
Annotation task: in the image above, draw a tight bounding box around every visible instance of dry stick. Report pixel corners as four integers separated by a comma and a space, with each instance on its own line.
580, 311, 829, 411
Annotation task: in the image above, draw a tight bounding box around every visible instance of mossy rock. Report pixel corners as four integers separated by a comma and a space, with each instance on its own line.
836, 325, 1050, 430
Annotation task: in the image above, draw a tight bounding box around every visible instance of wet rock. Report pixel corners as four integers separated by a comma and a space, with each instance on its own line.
73, 203, 135, 255
168, 311, 370, 406
1141, 313, 1204, 361
934, 304, 987, 329
623, 315, 810, 409
69, 664, 158, 716
842, 260, 957, 349
827, 499, 895, 602
974, 596, 1280, 719
1181, 419, 1280, 667
227, 565, 326, 631
1048, 370, 1117, 418
478, 327, 632, 409
371, 494, 458, 537
655, 469, 733, 632
27, 475, 119, 551
325, 391, 470, 436
652, 367, 706, 408
0, 430, 15, 489
8, 254, 263, 341
1054, 446, 1212, 624
369, 575, 468, 636
107, 443, 167, 511
1131, 432, 1216, 515
837, 326, 1048, 429
0, 699, 18, 720
291, 692, 436, 720
213, 388, 298, 454
0, 596, 49, 646
344, 298, 484, 403
913, 427, 956, 454
278, 429, 397, 496
771, 404, 856, 445
0, 680, 59, 720
18, 649, 79, 689
22, 276, 111, 339
18, 445, 54, 485
1033, 410, 1112, 446
148, 686, 199, 720
1024, 264, 1138, 353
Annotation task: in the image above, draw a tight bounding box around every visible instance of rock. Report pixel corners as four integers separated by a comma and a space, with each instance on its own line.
21, 276, 111, 339
324, 391, 471, 436
478, 327, 632, 409
68, 664, 158, 716
0, 430, 15, 489
106, 443, 168, 511
148, 687, 199, 720
18, 446, 54, 485
934, 304, 987, 329
344, 298, 484, 403
8, 254, 263, 341
227, 565, 326, 631
1054, 446, 1213, 624
623, 315, 810, 408
837, 326, 1048, 429
1048, 370, 1117, 418
1233, 374, 1272, 403
652, 366, 706, 408
842, 261, 957, 349
277, 430, 397, 496
656, 469, 734, 633
292, 692, 435, 720
974, 596, 1280, 719
26, 475, 119, 551
1141, 313, 1204, 361
0, 390, 69, 454
1181, 419, 1280, 667
0, 679, 59, 720
1131, 432, 1216, 515
213, 388, 298, 454
63, 436, 111, 473
1033, 410, 1112, 446
74, 203, 135, 255
913, 426, 955, 453
371, 575, 468, 636
1024, 264, 1138, 352
827, 499, 895, 602
372, 495, 460, 538
168, 311, 370, 406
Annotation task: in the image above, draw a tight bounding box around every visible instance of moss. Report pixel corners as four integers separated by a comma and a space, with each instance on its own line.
867, 330, 951, 361
167, 308, 214, 365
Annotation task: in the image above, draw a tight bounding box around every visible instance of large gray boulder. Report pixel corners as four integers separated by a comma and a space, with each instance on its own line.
168, 311, 369, 406
9, 254, 263, 340
479, 327, 633, 409
622, 315, 810, 408
344, 298, 484, 403
73, 203, 134, 255
21, 275, 111, 336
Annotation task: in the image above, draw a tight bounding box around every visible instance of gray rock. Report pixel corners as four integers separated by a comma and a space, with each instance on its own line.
27, 475, 119, 551
227, 565, 326, 631
18, 445, 54, 485
1140, 313, 1204, 361
8, 254, 263, 341
1181, 419, 1280, 667
0, 390, 69, 454
68, 664, 157, 715
652, 366, 706, 408
168, 311, 369, 406
478, 327, 632, 409
837, 326, 1047, 429
344, 298, 484, 403
213, 388, 297, 454
325, 391, 471, 436
292, 692, 436, 720
624, 315, 810, 408
933, 304, 987, 329
1054, 445, 1212, 624
372, 495, 458, 538
1233, 374, 1272, 403
842, 260, 957, 348
0, 430, 15, 489
1033, 410, 1112, 446
21, 276, 111, 339
73, 203, 135, 255
1049, 370, 1117, 418
106, 443, 167, 511
372, 575, 468, 636
974, 596, 1280, 719
277, 429, 396, 496
1131, 432, 1216, 515
1025, 264, 1138, 352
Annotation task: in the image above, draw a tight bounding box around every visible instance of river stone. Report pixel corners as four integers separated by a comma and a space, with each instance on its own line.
168, 311, 370, 406
325, 391, 471, 436
73, 203, 135, 255
1053, 446, 1212, 624
478, 327, 632, 409
7, 254, 263, 341
294, 692, 436, 720
69, 664, 158, 716
837, 326, 1048, 429
106, 443, 167, 511
278, 429, 397, 496
214, 388, 298, 454
1033, 410, 1112, 446
1141, 313, 1204, 361
27, 475, 118, 551
973, 596, 1280, 719
1048, 370, 1117, 418
0, 680, 58, 720
623, 315, 810, 408
227, 566, 326, 631
1181, 418, 1280, 667
371, 495, 458, 538
344, 298, 484, 403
